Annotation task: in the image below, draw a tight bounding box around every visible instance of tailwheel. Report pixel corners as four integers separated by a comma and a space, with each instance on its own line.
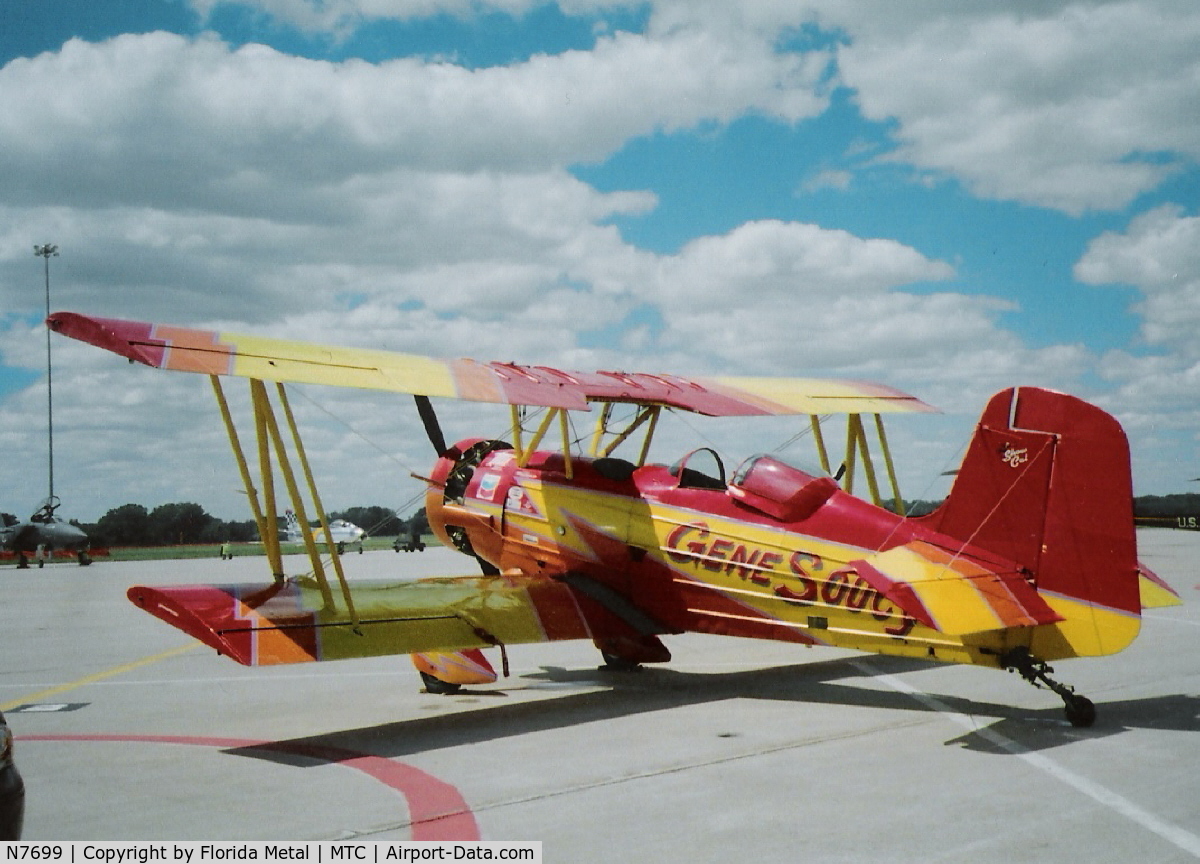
1064, 694, 1096, 729
1000, 647, 1096, 728
419, 671, 462, 695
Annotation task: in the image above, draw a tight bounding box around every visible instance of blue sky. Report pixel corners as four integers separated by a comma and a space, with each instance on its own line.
1, 0, 1198, 520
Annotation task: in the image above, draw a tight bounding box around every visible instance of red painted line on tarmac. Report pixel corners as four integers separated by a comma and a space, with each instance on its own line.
21, 734, 479, 841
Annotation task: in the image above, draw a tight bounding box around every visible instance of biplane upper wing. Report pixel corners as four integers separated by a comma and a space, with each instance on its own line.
848, 540, 1065, 636
47, 312, 936, 416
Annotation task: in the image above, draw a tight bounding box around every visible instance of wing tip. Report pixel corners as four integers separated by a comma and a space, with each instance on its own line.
48, 311, 164, 367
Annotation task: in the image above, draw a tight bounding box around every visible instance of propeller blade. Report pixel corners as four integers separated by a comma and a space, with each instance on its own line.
414, 394, 447, 456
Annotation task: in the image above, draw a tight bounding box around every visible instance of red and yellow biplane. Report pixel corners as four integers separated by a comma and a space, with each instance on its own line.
49, 311, 1181, 727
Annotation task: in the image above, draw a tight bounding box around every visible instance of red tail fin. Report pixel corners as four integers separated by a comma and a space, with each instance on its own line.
924, 387, 1139, 621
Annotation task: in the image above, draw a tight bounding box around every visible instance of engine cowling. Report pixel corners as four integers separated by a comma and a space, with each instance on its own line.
425, 438, 512, 567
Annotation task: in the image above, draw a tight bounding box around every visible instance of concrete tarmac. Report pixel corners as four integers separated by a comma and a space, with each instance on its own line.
2, 530, 1199, 861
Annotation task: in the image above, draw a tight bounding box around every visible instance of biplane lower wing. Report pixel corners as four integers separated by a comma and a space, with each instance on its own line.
128, 572, 593, 666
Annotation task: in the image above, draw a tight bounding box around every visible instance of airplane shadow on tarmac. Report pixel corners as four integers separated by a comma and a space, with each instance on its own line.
944, 691, 1200, 754
224, 654, 1200, 767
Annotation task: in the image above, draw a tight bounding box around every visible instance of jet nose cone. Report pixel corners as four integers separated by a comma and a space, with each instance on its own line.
51, 522, 88, 544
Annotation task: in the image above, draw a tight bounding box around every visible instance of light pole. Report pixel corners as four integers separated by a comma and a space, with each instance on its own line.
33, 243, 59, 505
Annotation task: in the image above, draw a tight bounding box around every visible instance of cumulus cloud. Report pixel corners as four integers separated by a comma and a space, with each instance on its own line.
168, 0, 1200, 217
648, 0, 1200, 214
1068, 204, 1200, 491
0, 21, 827, 330
0, 27, 828, 208
658, 221, 953, 301
645, 221, 1090, 409
1077, 204, 1200, 357
821, 0, 1200, 214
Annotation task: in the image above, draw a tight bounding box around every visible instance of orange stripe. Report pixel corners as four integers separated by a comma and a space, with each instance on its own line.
154, 324, 235, 375
967, 574, 1035, 627
450, 358, 506, 403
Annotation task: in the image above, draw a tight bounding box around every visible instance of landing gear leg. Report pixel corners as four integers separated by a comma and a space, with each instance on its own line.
1000, 647, 1096, 728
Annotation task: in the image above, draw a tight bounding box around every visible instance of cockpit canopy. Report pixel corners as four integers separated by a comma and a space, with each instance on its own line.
728, 454, 838, 522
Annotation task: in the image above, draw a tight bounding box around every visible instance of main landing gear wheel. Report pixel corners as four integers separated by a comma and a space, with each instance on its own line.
1000, 647, 1097, 728
600, 652, 642, 672
419, 671, 462, 695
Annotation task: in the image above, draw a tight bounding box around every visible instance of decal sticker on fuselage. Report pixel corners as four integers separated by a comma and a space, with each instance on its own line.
477, 472, 502, 501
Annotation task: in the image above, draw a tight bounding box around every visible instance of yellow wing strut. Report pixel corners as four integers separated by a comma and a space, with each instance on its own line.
275, 382, 361, 627
811, 412, 904, 512
211, 375, 283, 579
210, 376, 361, 627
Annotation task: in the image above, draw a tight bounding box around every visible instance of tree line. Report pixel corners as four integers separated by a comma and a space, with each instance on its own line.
13, 491, 1198, 549
1133, 493, 1200, 518
887, 493, 1200, 520
59, 503, 429, 548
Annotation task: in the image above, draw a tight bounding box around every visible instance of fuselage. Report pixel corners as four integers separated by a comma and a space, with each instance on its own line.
324, 519, 366, 544
424, 441, 1074, 668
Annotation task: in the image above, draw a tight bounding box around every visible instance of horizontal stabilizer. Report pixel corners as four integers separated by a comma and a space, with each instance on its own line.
1138, 562, 1183, 609
848, 541, 1064, 636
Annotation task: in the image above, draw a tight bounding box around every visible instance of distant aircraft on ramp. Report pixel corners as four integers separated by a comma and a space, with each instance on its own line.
285, 509, 365, 554
1, 497, 91, 567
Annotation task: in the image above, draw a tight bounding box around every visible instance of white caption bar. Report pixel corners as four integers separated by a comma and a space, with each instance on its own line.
2, 843, 542, 864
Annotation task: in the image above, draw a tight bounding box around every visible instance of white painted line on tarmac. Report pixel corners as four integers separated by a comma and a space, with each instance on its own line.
0, 643, 199, 712
1143, 612, 1200, 628
858, 660, 1200, 858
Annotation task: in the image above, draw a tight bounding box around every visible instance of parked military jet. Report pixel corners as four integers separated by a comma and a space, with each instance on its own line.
1, 497, 90, 567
